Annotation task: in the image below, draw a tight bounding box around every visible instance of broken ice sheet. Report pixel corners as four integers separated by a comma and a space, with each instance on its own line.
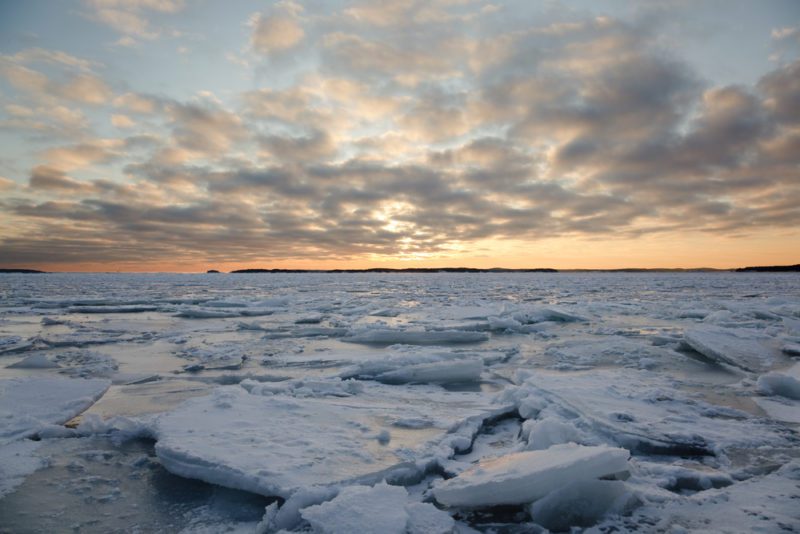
153, 380, 511, 498
433, 443, 630, 508
0, 377, 110, 443
503, 369, 797, 456
683, 326, 781, 373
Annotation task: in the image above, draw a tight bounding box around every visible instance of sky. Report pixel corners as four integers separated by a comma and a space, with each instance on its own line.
0, 0, 799, 272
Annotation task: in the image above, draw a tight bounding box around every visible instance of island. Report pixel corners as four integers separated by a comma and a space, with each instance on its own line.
230, 267, 558, 274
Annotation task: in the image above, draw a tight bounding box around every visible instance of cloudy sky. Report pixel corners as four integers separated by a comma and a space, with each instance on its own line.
1, 0, 799, 271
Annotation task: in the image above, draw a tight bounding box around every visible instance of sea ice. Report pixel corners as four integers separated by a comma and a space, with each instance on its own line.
373, 359, 483, 385
502, 370, 794, 455
154, 381, 508, 498
757, 371, 800, 400
683, 326, 776, 372
7, 353, 60, 369
528, 479, 637, 531
0, 377, 110, 443
433, 443, 630, 507
343, 328, 489, 346
300, 482, 409, 534
0, 439, 46, 498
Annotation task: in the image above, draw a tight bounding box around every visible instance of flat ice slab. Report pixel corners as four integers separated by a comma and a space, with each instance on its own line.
507, 370, 793, 455
433, 443, 629, 507
0, 377, 110, 444
684, 326, 776, 372
343, 328, 489, 346
154, 382, 508, 498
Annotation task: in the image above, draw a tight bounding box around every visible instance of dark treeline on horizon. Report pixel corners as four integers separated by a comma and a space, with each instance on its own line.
2, 265, 800, 274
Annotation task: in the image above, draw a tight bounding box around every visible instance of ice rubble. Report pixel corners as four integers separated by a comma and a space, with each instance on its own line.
433, 443, 630, 507
596, 460, 800, 532
683, 326, 777, 372
0, 377, 110, 443
153, 381, 511, 498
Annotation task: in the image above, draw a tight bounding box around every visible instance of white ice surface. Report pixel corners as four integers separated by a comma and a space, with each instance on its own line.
596, 460, 800, 532
154, 381, 510, 498
300, 482, 409, 534
3, 272, 800, 532
0, 377, 110, 444
433, 443, 630, 507
683, 326, 776, 372
295, 482, 455, 534
503, 369, 793, 455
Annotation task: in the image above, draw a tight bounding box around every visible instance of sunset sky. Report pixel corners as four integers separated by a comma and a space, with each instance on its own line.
1, 0, 799, 272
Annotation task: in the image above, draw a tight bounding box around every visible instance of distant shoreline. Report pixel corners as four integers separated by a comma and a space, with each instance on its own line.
1, 264, 798, 274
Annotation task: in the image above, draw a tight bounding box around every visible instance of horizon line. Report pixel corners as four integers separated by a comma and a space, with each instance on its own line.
2, 264, 799, 274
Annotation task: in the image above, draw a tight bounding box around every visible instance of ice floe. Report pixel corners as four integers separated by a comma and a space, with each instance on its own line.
433, 443, 630, 507
153, 381, 510, 498
502, 369, 796, 455
0, 377, 110, 443
683, 326, 778, 372
343, 328, 489, 346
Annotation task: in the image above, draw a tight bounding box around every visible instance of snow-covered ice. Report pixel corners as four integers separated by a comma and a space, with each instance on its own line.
0, 377, 110, 443
1, 272, 799, 532
153, 380, 509, 498
683, 326, 777, 372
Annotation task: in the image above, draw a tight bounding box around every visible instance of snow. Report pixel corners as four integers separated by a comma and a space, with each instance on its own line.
0, 377, 110, 444
432, 443, 630, 507
596, 460, 800, 532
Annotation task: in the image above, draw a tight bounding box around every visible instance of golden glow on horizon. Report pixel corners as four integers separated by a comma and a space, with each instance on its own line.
25, 231, 800, 273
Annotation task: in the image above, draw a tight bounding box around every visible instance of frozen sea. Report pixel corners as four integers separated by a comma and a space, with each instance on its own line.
0, 272, 799, 533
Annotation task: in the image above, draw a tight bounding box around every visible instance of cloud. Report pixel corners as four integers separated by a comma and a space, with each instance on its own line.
111, 114, 136, 128
1, 5, 799, 267
43, 139, 124, 170
0, 51, 113, 107
28, 165, 94, 192
249, 11, 305, 55
83, 0, 185, 39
